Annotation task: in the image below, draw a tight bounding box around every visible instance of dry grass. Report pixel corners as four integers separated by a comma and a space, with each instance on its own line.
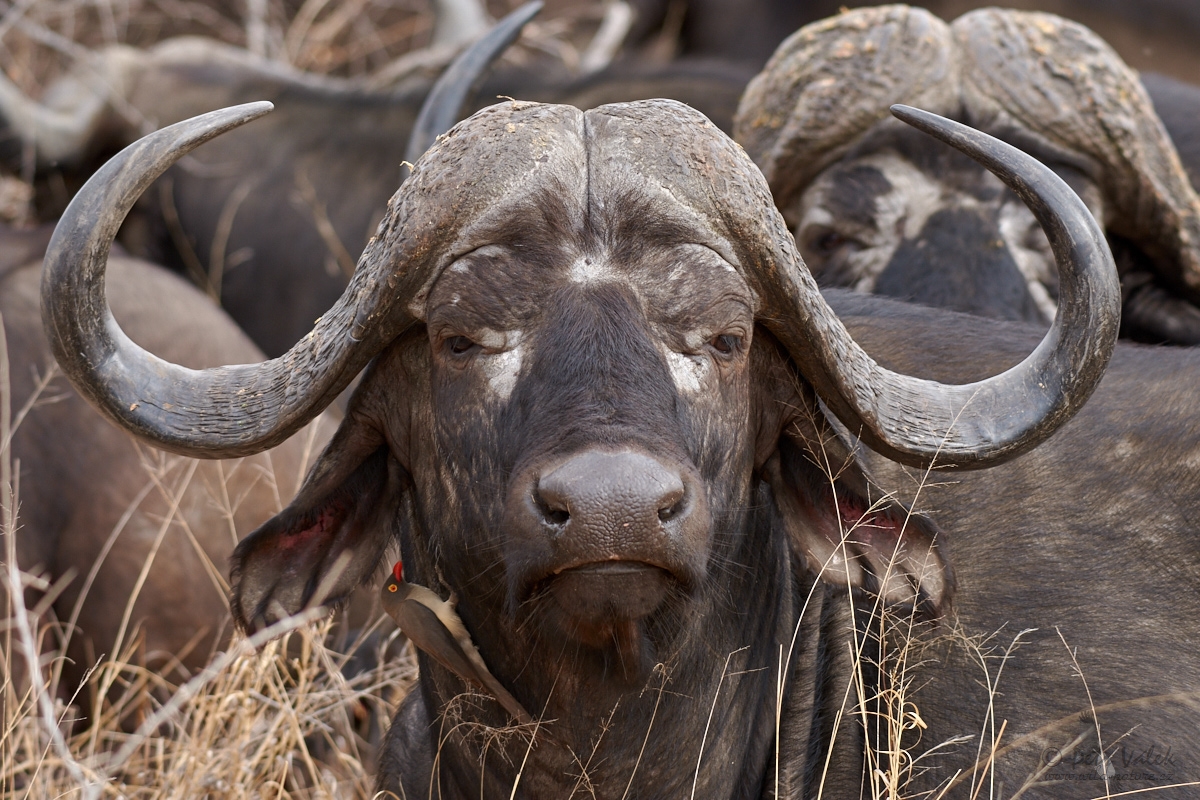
0, 0, 619, 95
0, 317, 418, 798
1, 600, 418, 799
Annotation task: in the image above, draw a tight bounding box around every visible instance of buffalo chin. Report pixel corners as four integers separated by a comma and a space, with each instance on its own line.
544, 562, 674, 682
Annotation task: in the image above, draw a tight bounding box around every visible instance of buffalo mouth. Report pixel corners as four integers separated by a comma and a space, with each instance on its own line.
531, 561, 681, 679
550, 561, 673, 626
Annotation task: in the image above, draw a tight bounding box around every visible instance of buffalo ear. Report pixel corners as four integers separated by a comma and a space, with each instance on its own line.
766, 434, 954, 619
231, 339, 418, 633
231, 440, 406, 633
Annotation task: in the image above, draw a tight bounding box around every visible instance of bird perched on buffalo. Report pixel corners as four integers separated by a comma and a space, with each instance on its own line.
380, 561, 532, 725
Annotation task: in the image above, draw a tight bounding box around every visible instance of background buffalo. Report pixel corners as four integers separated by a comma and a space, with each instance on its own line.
1, 229, 339, 714
736, 5, 1200, 343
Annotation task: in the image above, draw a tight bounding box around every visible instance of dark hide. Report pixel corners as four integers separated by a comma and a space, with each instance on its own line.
1113, 72, 1200, 343
789, 125, 1085, 327
234, 267, 1200, 797
0, 236, 336, 704
819, 289, 1200, 798
1143, 71, 1200, 193
230, 175, 947, 796
874, 208, 1046, 322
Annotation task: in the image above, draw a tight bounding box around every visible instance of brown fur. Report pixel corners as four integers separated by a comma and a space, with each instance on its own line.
2, 235, 336, 703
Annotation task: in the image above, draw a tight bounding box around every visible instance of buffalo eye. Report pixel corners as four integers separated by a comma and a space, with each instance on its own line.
813, 229, 848, 253
446, 335, 478, 356
708, 333, 741, 356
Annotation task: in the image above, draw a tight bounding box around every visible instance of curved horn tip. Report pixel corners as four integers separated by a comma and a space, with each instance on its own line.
208, 100, 275, 129
890, 103, 947, 136
152, 101, 276, 151
404, 1, 543, 165
806, 105, 1119, 469
509, 1, 544, 25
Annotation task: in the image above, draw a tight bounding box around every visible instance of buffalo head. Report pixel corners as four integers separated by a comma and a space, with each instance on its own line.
41, 97, 1118, 795
735, 6, 1200, 342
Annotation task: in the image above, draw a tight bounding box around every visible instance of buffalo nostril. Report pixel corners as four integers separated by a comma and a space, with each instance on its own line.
543, 505, 570, 526
535, 482, 571, 532
534, 486, 571, 527
657, 492, 686, 523
535, 451, 690, 536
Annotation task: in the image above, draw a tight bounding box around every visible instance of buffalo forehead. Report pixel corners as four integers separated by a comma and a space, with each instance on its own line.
420, 98, 752, 283
427, 223, 753, 338
400, 101, 588, 318
583, 100, 755, 271
422, 100, 766, 328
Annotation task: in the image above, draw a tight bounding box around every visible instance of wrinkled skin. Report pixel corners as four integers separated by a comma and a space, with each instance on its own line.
229, 118, 949, 796
1, 236, 334, 705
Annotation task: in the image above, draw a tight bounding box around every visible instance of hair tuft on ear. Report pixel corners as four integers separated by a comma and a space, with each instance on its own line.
230, 446, 403, 632
767, 436, 955, 621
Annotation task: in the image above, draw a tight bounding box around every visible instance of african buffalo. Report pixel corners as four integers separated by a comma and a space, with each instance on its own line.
735, 6, 1200, 344
2, 229, 334, 706
39, 88, 1139, 797
1, 3, 750, 358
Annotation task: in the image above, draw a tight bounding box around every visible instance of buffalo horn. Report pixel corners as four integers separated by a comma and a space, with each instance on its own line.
42, 99, 588, 460
763, 105, 1120, 468
588, 99, 1117, 469
736, 5, 1200, 311
953, 8, 1200, 305
41, 5, 549, 460
734, 5, 957, 214
41, 103, 399, 458
405, 0, 543, 164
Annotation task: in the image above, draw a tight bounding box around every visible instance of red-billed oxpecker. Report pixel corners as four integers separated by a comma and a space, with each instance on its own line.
381, 560, 533, 725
